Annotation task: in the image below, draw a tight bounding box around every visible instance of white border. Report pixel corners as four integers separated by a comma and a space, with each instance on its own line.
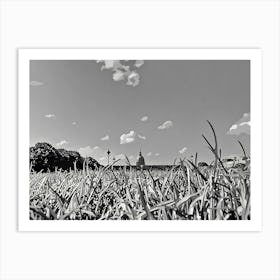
18, 49, 262, 232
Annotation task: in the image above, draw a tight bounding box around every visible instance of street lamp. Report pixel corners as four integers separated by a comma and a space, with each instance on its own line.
107, 149, 111, 166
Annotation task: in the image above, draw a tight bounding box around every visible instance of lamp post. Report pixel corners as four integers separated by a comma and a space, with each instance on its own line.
107, 149, 111, 166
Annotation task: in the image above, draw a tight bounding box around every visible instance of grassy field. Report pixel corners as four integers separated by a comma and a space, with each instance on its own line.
29, 122, 250, 221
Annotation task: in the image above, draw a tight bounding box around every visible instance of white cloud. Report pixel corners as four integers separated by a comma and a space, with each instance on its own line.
138, 134, 146, 140
100, 135, 109, 141
56, 140, 68, 147
96, 60, 143, 87
45, 114, 55, 118
135, 60, 144, 68
112, 69, 127, 81
79, 146, 101, 158
179, 147, 187, 154
99, 156, 106, 161
227, 113, 250, 135
141, 116, 148, 122
30, 80, 44, 86
158, 120, 173, 130
115, 153, 126, 160
98, 60, 124, 71
72, 122, 76, 125
146, 152, 160, 157
127, 71, 140, 87
128, 155, 134, 160
120, 130, 136, 144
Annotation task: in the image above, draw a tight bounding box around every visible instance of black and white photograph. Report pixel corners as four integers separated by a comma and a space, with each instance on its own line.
2, 1, 280, 280
26, 51, 255, 223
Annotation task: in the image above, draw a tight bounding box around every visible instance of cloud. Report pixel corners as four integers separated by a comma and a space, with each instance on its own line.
120, 130, 136, 144
98, 60, 126, 71
158, 120, 173, 130
179, 147, 187, 154
96, 60, 144, 87
141, 116, 148, 122
45, 114, 55, 118
99, 156, 106, 161
115, 153, 126, 160
135, 60, 144, 68
30, 80, 44, 86
112, 69, 127, 81
100, 135, 109, 141
128, 155, 134, 160
79, 146, 101, 158
127, 71, 140, 87
72, 122, 76, 125
138, 134, 146, 140
227, 113, 250, 135
146, 152, 160, 157
56, 140, 68, 147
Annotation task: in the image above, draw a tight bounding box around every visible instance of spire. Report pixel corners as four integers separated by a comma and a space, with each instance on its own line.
136, 148, 145, 167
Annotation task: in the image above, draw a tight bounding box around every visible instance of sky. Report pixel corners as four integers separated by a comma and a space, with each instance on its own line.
30, 60, 250, 165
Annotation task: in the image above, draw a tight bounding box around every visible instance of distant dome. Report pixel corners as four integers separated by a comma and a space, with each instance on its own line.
136, 151, 145, 167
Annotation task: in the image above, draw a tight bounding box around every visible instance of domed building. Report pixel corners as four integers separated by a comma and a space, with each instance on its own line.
136, 151, 145, 167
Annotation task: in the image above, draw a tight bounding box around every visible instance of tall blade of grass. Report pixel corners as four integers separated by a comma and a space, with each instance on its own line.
187, 160, 208, 182
176, 192, 200, 208
238, 140, 247, 158
209, 176, 216, 220
124, 155, 132, 167
147, 169, 161, 201
179, 159, 192, 196
161, 165, 178, 195
243, 189, 251, 220
188, 194, 203, 216
136, 178, 154, 220
206, 120, 218, 170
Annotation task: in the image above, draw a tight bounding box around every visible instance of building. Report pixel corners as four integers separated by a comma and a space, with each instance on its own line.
136, 151, 145, 167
